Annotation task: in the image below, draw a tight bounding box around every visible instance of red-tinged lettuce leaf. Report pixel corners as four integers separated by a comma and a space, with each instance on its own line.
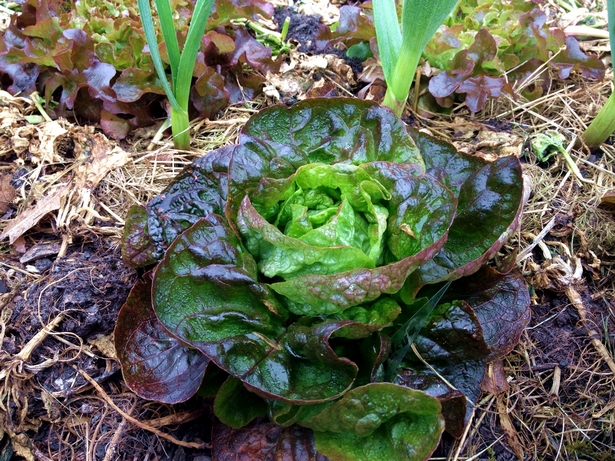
394, 268, 530, 437
209, 0, 274, 29
0, 0, 279, 137
457, 75, 513, 113
391, 300, 490, 437
113, 275, 209, 404
551, 36, 605, 80
112, 67, 166, 103
362, 163, 455, 261
197, 320, 359, 403
0, 57, 39, 95
239, 98, 423, 169
403, 131, 523, 298
214, 377, 268, 429
132, 146, 233, 264
121, 205, 159, 267
315, 5, 375, 51
300, 383, 445, 461
269, 224, 450, 315
212, 418, 329, 461
441, 266, 531, 359
428, 29, 514, 113
99, 110, 132, 140
192, 65, 231, 119
226, 28, 279, 74
395, 362, 484, 439
152, 215, 358, 403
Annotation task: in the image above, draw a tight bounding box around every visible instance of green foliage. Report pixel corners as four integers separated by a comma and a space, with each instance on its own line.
0, 0, 279, 139
137, 0, 215, 149
115, 98, 531, 460
373, 0, 458, 116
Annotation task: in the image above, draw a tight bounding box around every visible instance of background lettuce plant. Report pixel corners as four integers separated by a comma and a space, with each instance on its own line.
115, 98, 530, 460
0, 0, 279, 139
318, 0, 605, 113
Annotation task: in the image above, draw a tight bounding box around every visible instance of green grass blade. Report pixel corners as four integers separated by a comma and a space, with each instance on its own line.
175, 0, 215, 110
372, 0, 402, 86
390, 0, 458, 102
137, 0, 180, 111
383, 281, 452, 382
154, 0, 181, 89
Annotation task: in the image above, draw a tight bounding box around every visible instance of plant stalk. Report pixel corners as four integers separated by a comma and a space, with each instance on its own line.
171, 108, 191, 150
581, 90, 615, 149
383, 88, 406, 118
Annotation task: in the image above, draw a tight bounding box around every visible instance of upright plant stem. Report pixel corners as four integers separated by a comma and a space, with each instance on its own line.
581, 90, 615, 149
138, 0, 214, 150
581, 0, 614, 149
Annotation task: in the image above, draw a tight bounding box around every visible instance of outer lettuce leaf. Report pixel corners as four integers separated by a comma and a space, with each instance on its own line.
212, 418, 329, 461
395, 362, 484, 439
121, 146, 232, 267
239, 98, 424, 170
440, 266, 531, 359
152, 214, 359, 403
120, 205, 159, 267
300, 383, 444, 461
395, 268, 530, 437
114, 275, 209, 404
402, 131, 523, 298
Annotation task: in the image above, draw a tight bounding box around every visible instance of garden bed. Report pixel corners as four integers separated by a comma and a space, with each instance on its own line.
0, 0, 614, 459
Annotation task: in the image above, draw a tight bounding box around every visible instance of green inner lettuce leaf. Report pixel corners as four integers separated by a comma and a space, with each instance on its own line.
239, 163, 391, 279
300, 383, 445, 461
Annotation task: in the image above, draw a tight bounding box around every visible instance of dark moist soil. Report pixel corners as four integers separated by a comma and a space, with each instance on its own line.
1, 240, 217, 460
274, 7, 364, 78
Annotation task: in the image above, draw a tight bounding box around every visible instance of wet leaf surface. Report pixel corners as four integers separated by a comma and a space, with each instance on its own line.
114, 275, 209, 403
213, 418, 329, 461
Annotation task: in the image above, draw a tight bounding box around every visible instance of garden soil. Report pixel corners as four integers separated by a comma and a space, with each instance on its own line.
1, 3, 614, 461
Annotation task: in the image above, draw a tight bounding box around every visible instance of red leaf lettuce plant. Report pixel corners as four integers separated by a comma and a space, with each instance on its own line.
115, 98, 530, 460
0, 0, 279, 139
318, 0, 605, 113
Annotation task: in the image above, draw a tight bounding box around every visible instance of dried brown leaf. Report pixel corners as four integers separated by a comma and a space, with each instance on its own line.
0, 174, 15, 214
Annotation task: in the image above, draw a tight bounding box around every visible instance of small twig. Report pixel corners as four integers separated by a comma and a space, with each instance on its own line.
103, 401, 136, 461
564, 285, 615, 375
516, 216, 557, 263
145, 409, 206, 428
77, 369, 208, 449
